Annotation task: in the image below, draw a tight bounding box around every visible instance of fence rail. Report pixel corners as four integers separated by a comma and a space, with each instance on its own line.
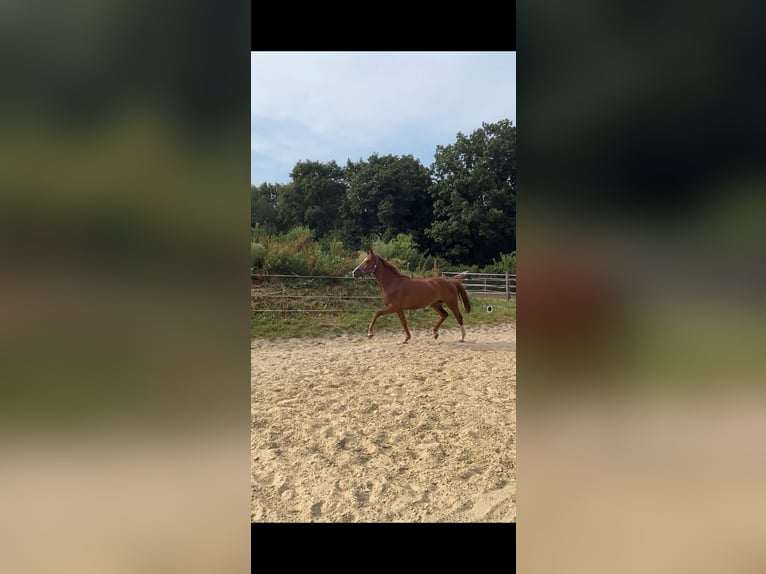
441, 271, 516, 300
258, 295, 380, 300
252, 271, 516, 314
251, 274, 358, 280
252, 273, 379, 314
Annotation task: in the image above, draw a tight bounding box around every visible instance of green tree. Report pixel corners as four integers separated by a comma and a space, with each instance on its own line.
426, 119, 516, 265
278, 160, 346, 238
250, 183, 280, 234
341, 154, 433, 249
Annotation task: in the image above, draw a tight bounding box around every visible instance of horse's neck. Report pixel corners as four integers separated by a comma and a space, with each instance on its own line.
375, 263, 404, 291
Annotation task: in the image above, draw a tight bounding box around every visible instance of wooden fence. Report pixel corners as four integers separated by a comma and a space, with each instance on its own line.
440, 271, 516, 300
252, 271, 515, 313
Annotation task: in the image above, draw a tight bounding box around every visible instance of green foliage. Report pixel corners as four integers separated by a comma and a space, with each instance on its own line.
251, 183, 281, 233
482, 251, 516, 274
279, 161, 345, 238
283, 225, 314, 245
371, 233, 425, 274
250, 118, 517, 270
318, 231, 348, 258
252, 226, 359, 275
426, 119, 516, 265
251, 242, 266, 269
439, 262, 481, 274
342, 154, 432, 249
263, 248, 311, 275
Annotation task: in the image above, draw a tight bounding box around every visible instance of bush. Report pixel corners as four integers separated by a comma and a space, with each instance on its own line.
283, 226, 314, 250
252, 228, 515, 277
482, 251, 516, 274
253, 227, 362, 275
251, 242, 266, 270
264, 247, 313, 275
372, 233, 425, 274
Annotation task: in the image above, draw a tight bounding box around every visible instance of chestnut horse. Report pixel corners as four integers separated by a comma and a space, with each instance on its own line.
352, 250, 471, 343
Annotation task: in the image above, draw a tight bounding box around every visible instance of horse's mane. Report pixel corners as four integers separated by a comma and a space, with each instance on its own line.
377, 255, 407, 277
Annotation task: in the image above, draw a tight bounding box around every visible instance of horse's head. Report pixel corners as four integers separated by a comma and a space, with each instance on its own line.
352, 250, 379, 278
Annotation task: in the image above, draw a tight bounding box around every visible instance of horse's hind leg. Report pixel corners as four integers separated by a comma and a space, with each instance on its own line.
395, 310, 411, 343
444, 300, 466, 342
368, 304, 395, 338
430, 302, 449, 339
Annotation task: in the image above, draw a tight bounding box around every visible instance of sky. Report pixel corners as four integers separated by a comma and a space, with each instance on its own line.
251, 51, 516, 186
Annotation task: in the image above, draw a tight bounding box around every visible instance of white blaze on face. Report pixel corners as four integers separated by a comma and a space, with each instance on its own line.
353, 255, 372, 277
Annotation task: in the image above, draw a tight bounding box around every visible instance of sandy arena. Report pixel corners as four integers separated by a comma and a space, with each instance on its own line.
251, 322, 516, 522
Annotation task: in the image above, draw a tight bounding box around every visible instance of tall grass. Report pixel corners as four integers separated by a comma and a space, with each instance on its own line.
252, 226, 358, 276
251, 228, 516, 277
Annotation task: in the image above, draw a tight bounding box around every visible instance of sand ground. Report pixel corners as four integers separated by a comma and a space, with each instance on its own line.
251, 322, 516, 522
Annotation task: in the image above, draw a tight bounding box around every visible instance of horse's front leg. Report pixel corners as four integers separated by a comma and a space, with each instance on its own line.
367, 304, 395, 338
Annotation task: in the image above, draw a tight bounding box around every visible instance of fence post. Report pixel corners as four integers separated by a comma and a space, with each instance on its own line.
505, 272, 510, 301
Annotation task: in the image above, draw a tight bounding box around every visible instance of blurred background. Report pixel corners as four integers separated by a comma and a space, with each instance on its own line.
3, 0, 766, 570
0, 0, 250, 572
518, 0, 766, 572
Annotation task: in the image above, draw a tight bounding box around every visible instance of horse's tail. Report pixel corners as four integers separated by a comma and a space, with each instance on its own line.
457, 282, 471, 313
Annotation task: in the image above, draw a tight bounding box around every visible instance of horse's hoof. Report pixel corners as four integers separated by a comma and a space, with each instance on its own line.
434, 332, 439, 339
367, 333, 373, 339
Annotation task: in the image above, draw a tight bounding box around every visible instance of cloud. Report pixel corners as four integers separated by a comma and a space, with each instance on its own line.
251, 51, 516, 185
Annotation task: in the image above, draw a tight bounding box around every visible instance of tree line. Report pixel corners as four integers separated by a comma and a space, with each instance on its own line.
251, 119, 515, 267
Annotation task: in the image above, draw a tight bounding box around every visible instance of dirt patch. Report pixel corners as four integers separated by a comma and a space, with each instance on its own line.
251, 322, 516, 522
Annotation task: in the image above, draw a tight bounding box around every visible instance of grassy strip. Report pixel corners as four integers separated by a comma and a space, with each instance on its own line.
251, 296, 515, 339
